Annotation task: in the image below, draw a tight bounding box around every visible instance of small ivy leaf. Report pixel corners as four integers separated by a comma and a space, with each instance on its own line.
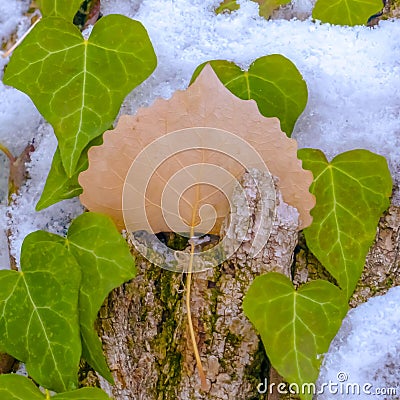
312, 0, 382, 26
299, 149, 392, 298
36, 146, 85, 210
252, 0, 291, 18
215, 0, 240, 14
36, 136, 103, 211
0, 374, 111, 399
0, 232, 82, 392
36, 0, 83, 20
190, 55, 308, 136
3, 15, 157, 177
67, 212, 136, 382
243, 272, 348, 400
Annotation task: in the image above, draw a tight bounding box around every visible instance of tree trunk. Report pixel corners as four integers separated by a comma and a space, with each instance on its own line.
95, 173, 400, 399
97, 171, 300, 399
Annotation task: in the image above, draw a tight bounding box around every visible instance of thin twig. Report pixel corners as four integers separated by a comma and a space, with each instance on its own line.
0, 143, 16, 164
1, 15, 42, 58
186, 225, 207, 390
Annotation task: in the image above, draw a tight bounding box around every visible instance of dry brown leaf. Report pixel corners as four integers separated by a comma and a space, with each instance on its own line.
79, 64, 315, 232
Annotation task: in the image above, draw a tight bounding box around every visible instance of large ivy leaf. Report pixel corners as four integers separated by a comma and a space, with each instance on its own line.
67, 212, 136, 382
312, 0, 382, 26
299, 149, 392, 298
243, 272, 348, 400
36, 0, 82, 20
36, 136, 103, 211
0, 233, 82, 392
0, 374, 111, 399
31, 213, 136, 382
190, 55, 308, 136
3, 15, 157, 177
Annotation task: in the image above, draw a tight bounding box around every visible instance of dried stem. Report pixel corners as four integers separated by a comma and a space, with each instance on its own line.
186, 228, 208, 391
0, 143, 16, 164
1, 15, 42, 58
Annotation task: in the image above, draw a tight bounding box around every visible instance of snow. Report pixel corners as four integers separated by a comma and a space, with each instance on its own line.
0, 0, 41, 156
0, 0, 399, 394
0, 0, 30, 46
318, 287, 400, 399
5, 124, 84, 263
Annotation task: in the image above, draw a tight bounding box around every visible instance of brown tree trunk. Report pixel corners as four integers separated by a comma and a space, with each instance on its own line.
97, 171, 300, 399
95, 172, 400, 399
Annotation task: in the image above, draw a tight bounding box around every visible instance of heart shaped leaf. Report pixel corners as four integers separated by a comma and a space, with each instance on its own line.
299, 149, 392, 298
36, 0, 82, 20
0, 233, 82, 392
0, 374, 111, 399
190, 55, 308, 136
243, 272, 348, 400
312, 0, 382, 26
31, 213, 136, 382
3, 15, 157, 177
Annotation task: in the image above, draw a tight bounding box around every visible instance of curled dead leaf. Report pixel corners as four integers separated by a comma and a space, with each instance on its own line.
79, 64, 314, 233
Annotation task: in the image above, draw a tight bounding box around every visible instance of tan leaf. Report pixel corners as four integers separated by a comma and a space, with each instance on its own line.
79, 64, 314, 233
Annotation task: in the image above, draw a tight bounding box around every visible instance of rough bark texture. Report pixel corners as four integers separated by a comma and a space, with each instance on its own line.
98, 171, 300, 399
96, 183, 400, 400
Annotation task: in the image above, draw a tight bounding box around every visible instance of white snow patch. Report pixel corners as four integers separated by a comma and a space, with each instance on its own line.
317, 287, 400, 399
6, 124, 84, 265
0, 0, 42, 155
0, 0, 30, 46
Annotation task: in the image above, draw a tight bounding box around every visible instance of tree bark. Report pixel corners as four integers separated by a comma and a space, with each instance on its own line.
97, 171, 300, 399
96, 172, 400, 399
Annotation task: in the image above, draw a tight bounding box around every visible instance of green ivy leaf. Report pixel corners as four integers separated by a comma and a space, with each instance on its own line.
30, 213, 136, 382
0, 233, 82, 392
3, 15, 157, 177
67, 212, 136, 382
299, 149, 392, 298
36, 147, 86, 210
312, 0, 382, 26
36, 0, 83, 20
243, 273, 348, 400
36, 136, 103, 211
190, 55, 308, 136
252, 0, 291, 18
215, 0, 240, 14
53, 388, 111, 399
0, 374, 111, 399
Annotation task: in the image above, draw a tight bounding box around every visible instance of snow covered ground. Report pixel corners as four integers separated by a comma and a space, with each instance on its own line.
0, 0, 399, 396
